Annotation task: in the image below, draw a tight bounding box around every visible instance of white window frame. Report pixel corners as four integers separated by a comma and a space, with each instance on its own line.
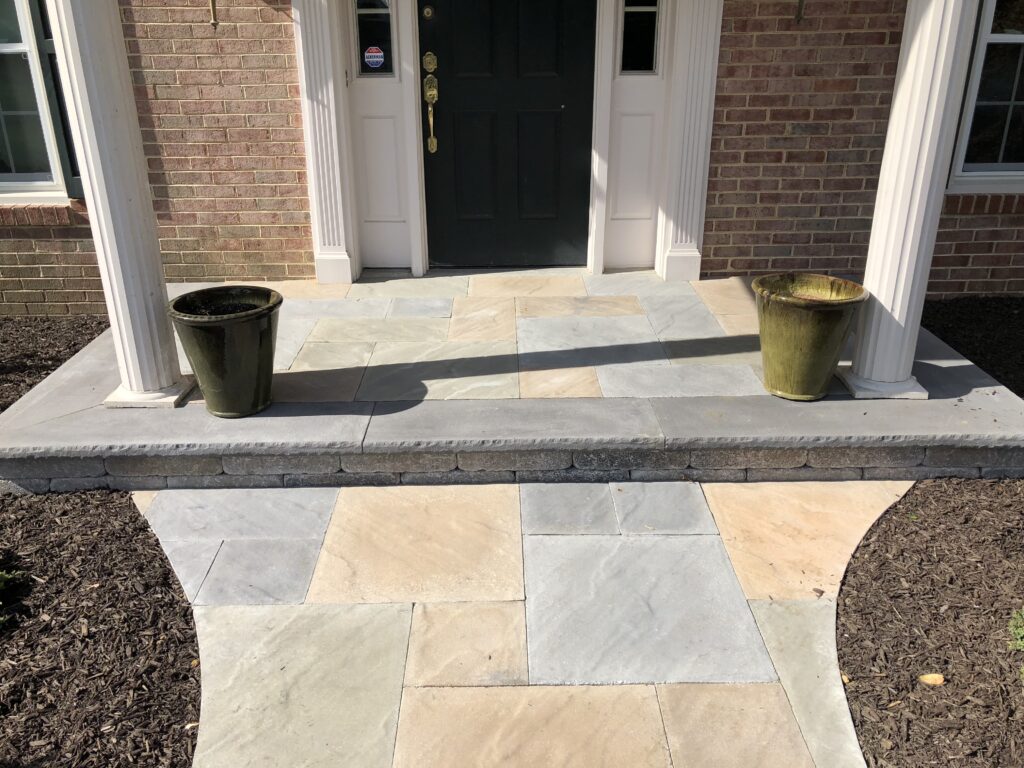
617, 0, 663, 77
0, 0, 67, 201
351, 0, 397, 80
949, 0, 1024, 193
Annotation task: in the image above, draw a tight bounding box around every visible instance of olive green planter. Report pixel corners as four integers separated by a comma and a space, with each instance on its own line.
752, 273, 867, 401
168, 286, 282, 418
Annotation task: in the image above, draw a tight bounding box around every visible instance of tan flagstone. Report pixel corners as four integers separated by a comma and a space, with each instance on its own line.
392, 685, 671, 768
248, 280, 351, 300
692, 276, 757, 316
516, 296, 644, 318
356, 340, 518, 400
132, 490, 158, 515
657, 683, 814, 767
307, 485, 524, 603
518, 367, 603, 398
346, 273, 469, 298
468, 274, 587, 297
702, 480, 913, 600
449, 297, 516, 341
716, 312, 761, 336
405, 601, 528, 687
308, 317, 449, 343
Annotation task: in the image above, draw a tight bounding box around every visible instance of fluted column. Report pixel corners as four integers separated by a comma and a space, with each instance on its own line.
839, 0, 978, 399
48, 0, 190, 407
656, 0, 724, 282
292, 0, 360, 283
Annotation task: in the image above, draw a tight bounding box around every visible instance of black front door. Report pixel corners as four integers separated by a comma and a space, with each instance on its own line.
418, 0, 597, 268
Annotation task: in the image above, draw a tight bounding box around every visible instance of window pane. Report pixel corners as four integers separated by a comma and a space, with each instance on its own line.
993, 0, 1024, 33
5, 113, 50, 174
35, 0, 52, 41
357, 11, 393, 75
965, 104, 1010, 163
977, 44, 1021, 102
621, 10, 657, 72
1003, 105, 1024, 162
624, 0, 657, 6
0, 0, 21, 44
0, 54, 39, 111
356, 0, 389, 8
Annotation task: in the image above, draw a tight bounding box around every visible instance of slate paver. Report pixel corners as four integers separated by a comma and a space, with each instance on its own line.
609, 481, 717, 534
657, 683, 814, 768
597, 362, 763, 398
405, 601, 528, 687
517, 315, 667, 370
519, 482, 618, 534
704, 481, 912, 600
306, 485, 524, 603
194, 538, 322, 605
161, 539, 222, 601
523, 535, 775, 684
751, 599, 866, 768
192, 603, 410, 768
392, 685, 671, 768
145, 488, 338, 541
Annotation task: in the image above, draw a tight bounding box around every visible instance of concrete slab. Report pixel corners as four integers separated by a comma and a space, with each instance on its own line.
161, 539, 221, 601
519, 482, 618, 534
393, 685, 671, 768
356, 341, 519, 401
518, 316, 667, 370
193, 603, 410, 768
609, 481, 718, 534
523, 535, 775, 684
658, 683, 814, 767
194, 538, 322, 605
362, 398, 664, 452
598, 363, 764, 398
145, 488, 338, 541
405, 601, 528, 687
751, 599, 866, 768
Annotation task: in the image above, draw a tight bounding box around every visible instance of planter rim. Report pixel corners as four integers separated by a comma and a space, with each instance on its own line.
751, 272, 868, 309
168, 285, 283, 326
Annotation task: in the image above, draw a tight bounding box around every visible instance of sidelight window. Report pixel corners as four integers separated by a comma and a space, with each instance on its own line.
950, 0, 1024, 192
355, 0, 394, 76
620, 0, 659, 74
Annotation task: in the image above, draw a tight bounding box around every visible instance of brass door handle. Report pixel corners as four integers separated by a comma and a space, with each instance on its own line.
423, 72, 438, 154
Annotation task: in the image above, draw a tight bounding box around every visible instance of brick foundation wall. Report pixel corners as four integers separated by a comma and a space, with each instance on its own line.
931, 195, 1024, 297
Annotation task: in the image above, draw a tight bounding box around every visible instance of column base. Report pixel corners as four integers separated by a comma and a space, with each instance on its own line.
837, 366, 929, 400
104, 377, 195, 409
314, 248, 358, 284
657, 246, 702, 282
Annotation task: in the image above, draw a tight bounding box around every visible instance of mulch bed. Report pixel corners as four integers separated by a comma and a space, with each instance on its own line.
0, 491, 200, 768
837, 478, 1024, 767
923, 296, 1024, 397
0, 315, 108, 413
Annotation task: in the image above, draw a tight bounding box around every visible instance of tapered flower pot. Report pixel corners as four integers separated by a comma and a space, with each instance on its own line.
752, 273, 867, 401
168, 285, 282, 418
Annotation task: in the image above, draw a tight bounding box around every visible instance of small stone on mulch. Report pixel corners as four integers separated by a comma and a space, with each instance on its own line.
0, 315, 108, 413
837, 478, 1024, 768
0, 490, 200, 768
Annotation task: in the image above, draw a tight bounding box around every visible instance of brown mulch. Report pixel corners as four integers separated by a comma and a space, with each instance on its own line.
923, 296, 1024, 397
0, 315, 108, 413
0, 491, 200, 768
837, 479, 1024, 767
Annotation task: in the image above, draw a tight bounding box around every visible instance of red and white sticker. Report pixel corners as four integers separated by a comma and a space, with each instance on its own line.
364, 46, 385, 69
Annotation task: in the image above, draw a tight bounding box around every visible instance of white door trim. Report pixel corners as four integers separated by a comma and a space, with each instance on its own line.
396, 0, 429, 276
587, 0, 616, 276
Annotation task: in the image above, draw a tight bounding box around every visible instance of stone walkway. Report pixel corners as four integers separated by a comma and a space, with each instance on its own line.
133, 479, 912, 767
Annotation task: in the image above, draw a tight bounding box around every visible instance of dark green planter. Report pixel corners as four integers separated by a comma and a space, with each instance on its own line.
168, 286, 282, 418
752, 273, 867, 401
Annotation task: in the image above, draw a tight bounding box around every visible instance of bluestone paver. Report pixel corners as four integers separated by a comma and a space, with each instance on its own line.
388, 297, 454, 317
519, 482, 618, 534
194, 538, 322, 605
597, 363, 764, 398
609, 481, 717, 534
583, 270, 696, 296
639, 294, 727, 340
523, 535, 775, 684
192, 604, 410, 768
161, 539, 221, 601
750, 599, 866, 768
517, 316, 667, 370
145, 488, 338, 541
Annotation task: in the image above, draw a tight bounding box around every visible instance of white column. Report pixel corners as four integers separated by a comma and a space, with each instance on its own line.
656, 0, 724, 282
48, 0, 190, 407
839, 0, 978, 399
293, 0, 361, 283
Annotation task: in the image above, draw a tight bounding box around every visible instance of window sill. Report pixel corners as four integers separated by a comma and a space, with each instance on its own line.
947, 173, 1024, 196
0, 191, 73, 206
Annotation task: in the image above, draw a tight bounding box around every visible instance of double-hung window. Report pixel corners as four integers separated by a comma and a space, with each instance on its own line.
0, 0, 80, 200
951, 0, 1024, 192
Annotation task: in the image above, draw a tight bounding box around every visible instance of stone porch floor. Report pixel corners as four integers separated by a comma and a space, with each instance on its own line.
1, 269, 1023, 491
132, 479, 912, 768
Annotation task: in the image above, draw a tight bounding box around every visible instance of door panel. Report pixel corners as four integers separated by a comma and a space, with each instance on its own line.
419, 0, 597, 268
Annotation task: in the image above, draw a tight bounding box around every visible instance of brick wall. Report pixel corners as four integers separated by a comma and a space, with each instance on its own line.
122, 0, 314, 282
702, 0, 1024, 297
